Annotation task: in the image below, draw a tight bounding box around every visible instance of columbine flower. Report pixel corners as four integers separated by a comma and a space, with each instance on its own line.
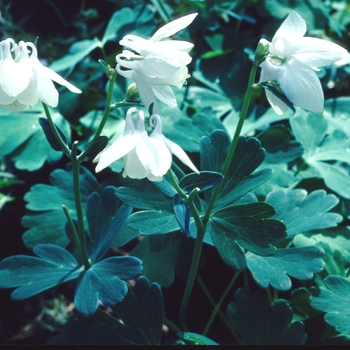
94, 107, 198, 181
259, 11, 347, 115
0, 38, 81, 112
116, 13, 197, 112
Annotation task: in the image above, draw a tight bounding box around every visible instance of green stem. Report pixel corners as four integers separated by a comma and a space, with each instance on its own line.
78, 69, 118, 162
164, 317, 182, 335
62, 204, 82, 256
42, 102, 71, 156
197, 277, 242, 344
202, 64, 258, 225
202, 271, 240, 336
71, 141, 90, 269
167, 170, 206, 330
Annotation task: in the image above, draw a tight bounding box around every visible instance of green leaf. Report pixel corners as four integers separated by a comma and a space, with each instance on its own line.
290, 110, 350, 199
74, 256, 142, 317
85, 186, 132, 262
38, 117, 68, 152
0, 244, 84, 299
21, 165, 101, 248
177, 332, 219, 345
208, 202, 287, 271
200, 131, 273, 209
130, 231, 198, 287
311, 275, 350, 335
0, 104, 70, 170
128, 210, 180, 235
258, 125, 304, 163
178, 171, 224, 193
227, 287, 307, 345
265, 189, 342, 237
52, 277, 163, 345
49, 38, 102, 72
246, 246, 325, 291
293, 227, 350, 277
173, 194, 190, 236
115, 177, 175, 211
161, 107, 225, 153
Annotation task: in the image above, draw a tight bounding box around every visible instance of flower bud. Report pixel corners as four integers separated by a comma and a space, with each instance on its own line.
254, 38, 270, 66
125, 82, 140, 102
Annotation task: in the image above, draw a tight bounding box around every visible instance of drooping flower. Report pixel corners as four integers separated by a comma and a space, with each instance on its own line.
0, 38, 81, 112
116, 13, 197, 112
259, 11, 347, 115
94, 107, 198, 181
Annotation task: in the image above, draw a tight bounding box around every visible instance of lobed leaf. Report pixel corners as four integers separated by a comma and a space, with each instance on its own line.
246, 246, 325, 291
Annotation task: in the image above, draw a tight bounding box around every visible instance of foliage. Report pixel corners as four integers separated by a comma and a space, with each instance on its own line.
0, 0, 350, 345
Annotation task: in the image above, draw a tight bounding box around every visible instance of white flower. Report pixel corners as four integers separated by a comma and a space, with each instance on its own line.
116, 13, 197, 112
0, 38, 81, 112
94, 107, 198, 181
259, 11, 347, 115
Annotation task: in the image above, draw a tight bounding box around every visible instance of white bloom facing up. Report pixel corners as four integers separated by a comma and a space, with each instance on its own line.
259, 11, 347, 115
116, 13, 197, 112
94, 108, 198, 182
0, 38, 81, 112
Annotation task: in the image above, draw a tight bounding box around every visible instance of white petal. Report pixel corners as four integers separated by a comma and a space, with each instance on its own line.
152, 84, 177, 107
35, 70, 59, 107
151, 13, 197, 42
95, 133, 139, 172
279, 61, 324, 113
0, 58, 32, 96
119, 35, 148, 53
163, 138, 199, 173
133, 73, 159, 111
146, 137, 172, 176
31, 58, 81, 93
3, 100, 27, 112
17, 76, 38, 105
154, 40, 195, 53
123, 147, 150, 179
273, 11, 306, 42
137, 53, 180, 78
293, 37, 347, 66
0, 86, 17, 104
264, 89, 289, 115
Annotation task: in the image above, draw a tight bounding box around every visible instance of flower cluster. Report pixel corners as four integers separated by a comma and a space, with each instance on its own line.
94, 107, 198, 181
116, 13, 197, 113
259, 11, 347, 115
0, 38, 81, 112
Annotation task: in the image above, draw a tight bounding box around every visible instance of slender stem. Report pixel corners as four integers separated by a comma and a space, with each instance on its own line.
78, 69, 118, 162
42, 102, 71, 156
179, 225, 205, 330
167, 169, 206, 330
197, 277, 242, 344
202, 64, 259, 224
62, 204, 81, 254
164, 317, 182, 335
71, 141, 90, 269
202, 271, 240, 336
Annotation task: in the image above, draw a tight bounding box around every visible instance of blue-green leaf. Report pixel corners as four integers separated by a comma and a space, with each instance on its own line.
54, 277, 163, 345
74, 256, 142, 317
173, 194, 190, 236
227, 287, 307, 345
246, 246, 325, 291
311, 275, 350, 335
0, 244, 83, 299
22, 165, 101, 248
86, 186, 132, 262
177, 332, 219, 345
178, 171, 224, 193
38, 117, 68, 152
266, 189, 342, 237
200, 132, 273, 208
208, 202, 287, 271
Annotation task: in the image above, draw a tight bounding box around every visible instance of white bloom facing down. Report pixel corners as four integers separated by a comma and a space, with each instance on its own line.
259, 11, 347, 115
94, 108, 198, 181
116, 13, 197, 112
0, 38, 81, 112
